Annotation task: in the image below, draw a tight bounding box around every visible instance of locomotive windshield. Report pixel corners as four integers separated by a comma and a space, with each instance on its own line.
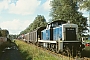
65, 28, 77, 41
52, 23, 58, 27
51, 20, 66, 27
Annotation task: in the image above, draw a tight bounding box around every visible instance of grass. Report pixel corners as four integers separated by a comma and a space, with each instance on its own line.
15, 40, 70, 60
82, 46, 90, 58
85, 39, 90, 43
81, 40, 90, 58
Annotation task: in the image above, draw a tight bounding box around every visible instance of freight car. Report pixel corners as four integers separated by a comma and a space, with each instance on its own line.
24, 20, 85, 56
24, 27, 46, 44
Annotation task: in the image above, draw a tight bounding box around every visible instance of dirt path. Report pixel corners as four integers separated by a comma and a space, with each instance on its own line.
0, 43, 23, 60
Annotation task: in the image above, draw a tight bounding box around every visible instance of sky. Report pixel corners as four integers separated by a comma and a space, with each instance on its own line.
0, 0, 89, 35
0, 0, 52, 35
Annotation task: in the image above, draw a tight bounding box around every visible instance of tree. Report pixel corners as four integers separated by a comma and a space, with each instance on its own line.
50, 0, 87, 35
0, 30, 9, 37
0, 28, 2, 37
0, 30, 2, 37
79, 0, 90, 11
20, 15, 47, 34
50, 0, 81, 21
33, 15, 47, 29
0, 28, 1, 30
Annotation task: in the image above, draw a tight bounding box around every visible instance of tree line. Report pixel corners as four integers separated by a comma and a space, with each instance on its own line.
20, 0, 90, 36
0, 29, 9, 38
20, 15, 47, 34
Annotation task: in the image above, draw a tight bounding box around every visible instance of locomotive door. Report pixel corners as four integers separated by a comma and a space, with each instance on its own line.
65, 28, 76, 41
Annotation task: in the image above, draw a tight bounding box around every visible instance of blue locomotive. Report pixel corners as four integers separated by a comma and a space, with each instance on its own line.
38, 20, 84, 56
23, 20, 84, 56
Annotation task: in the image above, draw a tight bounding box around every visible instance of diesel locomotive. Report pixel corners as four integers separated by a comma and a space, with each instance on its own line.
23, 20, 85, 56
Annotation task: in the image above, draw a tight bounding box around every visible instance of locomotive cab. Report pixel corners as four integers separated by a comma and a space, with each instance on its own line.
40, 20, 84, 56
55, 22, 84, 56
57, 23, 84, 56
62, 23, 78, 41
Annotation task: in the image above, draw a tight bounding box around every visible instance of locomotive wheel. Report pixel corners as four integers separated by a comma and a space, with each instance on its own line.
64, 47, 71, 56
49, 44, 54, 52
76, 51, 81, 57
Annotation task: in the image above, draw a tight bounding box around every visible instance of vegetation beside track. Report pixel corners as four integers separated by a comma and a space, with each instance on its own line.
15, 40, 71, 60
85, 40, 90, 43
82, 40, 90, 58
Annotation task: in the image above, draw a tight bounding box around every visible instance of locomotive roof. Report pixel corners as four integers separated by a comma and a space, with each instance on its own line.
36, 27, 46, 30
50, 20, 66, 24
30, 27, 46, 33
32, 27, 46, 32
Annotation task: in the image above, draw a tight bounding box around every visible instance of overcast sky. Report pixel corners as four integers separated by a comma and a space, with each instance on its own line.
0, 0, 89, 35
